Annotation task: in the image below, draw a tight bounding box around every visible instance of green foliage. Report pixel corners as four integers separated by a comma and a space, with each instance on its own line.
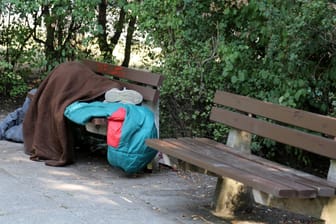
0, 0, 112, 95
133, 0, 336, 168
1, 0, 336, 169
0, 61, 28, 97
0, 0, 142, 96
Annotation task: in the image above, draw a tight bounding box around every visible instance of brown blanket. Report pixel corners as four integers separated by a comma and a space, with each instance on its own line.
23, 61, 121, 166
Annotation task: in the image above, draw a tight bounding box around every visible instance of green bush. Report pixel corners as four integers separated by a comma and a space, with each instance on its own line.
134, 0, 336, 169
0, 61, 28, 97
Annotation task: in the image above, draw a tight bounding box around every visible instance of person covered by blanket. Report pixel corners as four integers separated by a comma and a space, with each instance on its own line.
22, 61, 125, 166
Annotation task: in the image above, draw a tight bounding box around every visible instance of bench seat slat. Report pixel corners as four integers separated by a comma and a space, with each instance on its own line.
189, 138, 336, 197
112, 80, 160, 103
210, 107, 336, 160
196, 138, 336, 190
174, 138, 328, 198
146, 138, 315, 198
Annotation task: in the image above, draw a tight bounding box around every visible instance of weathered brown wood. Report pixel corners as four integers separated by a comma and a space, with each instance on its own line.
146, 90, 336, 223
112, 79, 160, 103
210, 107, 336, 159
82, 60, 163, 104
175, 138, 325, 198
81, 60, 164, 136
82, 59, 164, 87
196, 138, 336, 192
146, 138, 316, 198
213, 91, 336, 136
191, 138, 336, 197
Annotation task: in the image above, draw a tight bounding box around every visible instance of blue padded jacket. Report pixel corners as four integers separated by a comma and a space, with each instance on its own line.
64, 101, 157, 173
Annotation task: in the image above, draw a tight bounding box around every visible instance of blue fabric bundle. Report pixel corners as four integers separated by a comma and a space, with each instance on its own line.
64, 101, 158, 173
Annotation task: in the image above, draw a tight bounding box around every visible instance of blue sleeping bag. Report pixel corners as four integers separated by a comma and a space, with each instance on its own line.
64, 101, 158, 173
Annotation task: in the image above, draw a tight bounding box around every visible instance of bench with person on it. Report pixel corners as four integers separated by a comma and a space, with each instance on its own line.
146, 90, 336, 224
24, 59, 165, 171
26, 59, 164, 137
74, 60, 167, 172
81, 59, 164, 137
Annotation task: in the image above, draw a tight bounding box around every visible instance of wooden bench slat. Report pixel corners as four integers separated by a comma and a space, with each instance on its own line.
175, 138, 324, 198
196, 138, 336, 192
210, 107, 336, 160
82, 59, 164, 87
80, 60, 164, 136
113, 80, 160, 103
88, 81, 160, 127
82, 60, 162, 103
214, 91, 336, 137
147, 138, 313, 198
147, 90, 336, 222
191, 138, 336, 197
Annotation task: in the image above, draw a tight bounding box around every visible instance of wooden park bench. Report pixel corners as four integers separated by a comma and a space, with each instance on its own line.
29, 59, 164, 135
81, 59, 164, 136
146, 90, 336, 224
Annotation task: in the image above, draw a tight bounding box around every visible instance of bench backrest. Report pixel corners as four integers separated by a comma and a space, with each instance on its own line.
210, 91, 336, 160
81, 60, 164, 135
81, 59, 164, 104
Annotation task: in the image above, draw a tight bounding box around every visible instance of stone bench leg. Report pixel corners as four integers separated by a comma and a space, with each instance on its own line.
212, 177, 252, 217
212, 129, 253, 217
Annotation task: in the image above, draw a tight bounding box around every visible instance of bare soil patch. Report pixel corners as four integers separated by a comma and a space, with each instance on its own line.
176, 169, 323, 224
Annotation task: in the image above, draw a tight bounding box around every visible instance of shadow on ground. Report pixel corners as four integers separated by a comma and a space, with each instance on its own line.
0, 100, 324, 224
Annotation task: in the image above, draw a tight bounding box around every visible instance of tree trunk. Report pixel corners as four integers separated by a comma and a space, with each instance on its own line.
122, 16, 136, 67
98, 1, 126, 61
42, 4, 56, 68
97, 0, 111, 58
110, 7, 126, 47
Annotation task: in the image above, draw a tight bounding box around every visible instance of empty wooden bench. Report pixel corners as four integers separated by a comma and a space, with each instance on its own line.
146, 90, 336, 224
81, 59, 164, 136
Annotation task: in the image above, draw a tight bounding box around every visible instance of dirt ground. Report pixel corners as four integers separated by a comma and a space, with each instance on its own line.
174, 168, 323, 224
0, 96, 324, 224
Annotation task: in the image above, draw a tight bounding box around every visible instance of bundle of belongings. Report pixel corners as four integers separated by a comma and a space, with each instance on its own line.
64, 101, 157, 174
19, 61, 157, 173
